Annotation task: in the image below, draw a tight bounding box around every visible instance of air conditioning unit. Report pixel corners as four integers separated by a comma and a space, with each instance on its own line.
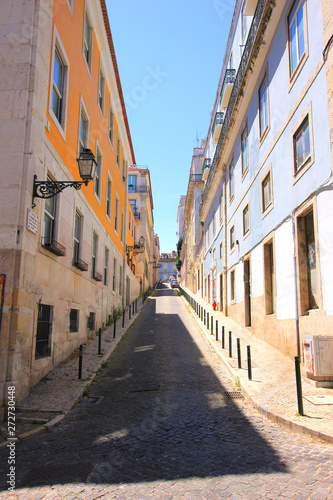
303, 335, 333, 387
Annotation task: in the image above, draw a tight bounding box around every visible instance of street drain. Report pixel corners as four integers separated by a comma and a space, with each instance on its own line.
129, 383, 159, 393
19, 462, 94, 487
225, 391, 244, 400
80, 395, 104, 404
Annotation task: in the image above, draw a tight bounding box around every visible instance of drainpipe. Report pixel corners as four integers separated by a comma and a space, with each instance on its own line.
223, 171, 228, 316
122, 165, 129, 312
291, 212, 301, 358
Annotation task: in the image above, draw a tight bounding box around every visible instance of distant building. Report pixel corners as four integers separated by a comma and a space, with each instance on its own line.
176, 195, 186, 241
159, 252, 178, 281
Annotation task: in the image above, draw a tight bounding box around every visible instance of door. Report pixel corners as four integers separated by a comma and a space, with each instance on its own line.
244, 259, 251, 327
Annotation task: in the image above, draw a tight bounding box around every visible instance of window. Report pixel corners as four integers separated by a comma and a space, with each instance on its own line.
73, 211, 81, 262
259, 72, 269, 138
229, 158, 235, 201
104, 247, 109, 286
294, 115, 310, 173
128, 175, 136, 192
220, 241, 223, 260
243, 204, 250, 237
114, 193, 119, 233
70, 309, 79, 333
264, 241, 275, 315
35, 304, 52, 359
297, 209, 319, 315
83, 10, 92, 70
241, 123, 248, 176
213, 211, 216, 236
106, 175, 112, 219
128, 210, 131, 231
109, 107, 114, 146
94, 146, 102, 199
219, 194, 223, 222
113, 258, 116, 291
122, 159, 126, 182
119, 265, 122, 295
288, 0, 306, 77
78, 103, 89, 155
241, 2, 247, 41
92, 233, 98, 277
212, 247, 216, 261
42, 177, 56, 246
98, 65, 105, 114
230, 270, 235, 302
51, 48, 65, 125
230, 225, 235, 252
120, 209, 124, 244
116, 138, 121, 168
261, 169, 273, 216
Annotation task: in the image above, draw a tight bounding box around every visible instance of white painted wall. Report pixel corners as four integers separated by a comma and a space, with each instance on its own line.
251, 244, 264, 298
275, 220, 297, 320
317, 187, 333, 315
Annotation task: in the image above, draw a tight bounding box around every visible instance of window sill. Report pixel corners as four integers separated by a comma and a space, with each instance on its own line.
92, 271, 103, 282
73, 258, 89, 271
42, 238, 66, 256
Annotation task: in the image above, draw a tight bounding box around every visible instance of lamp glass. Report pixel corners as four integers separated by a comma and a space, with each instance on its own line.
77, 148, 96, 181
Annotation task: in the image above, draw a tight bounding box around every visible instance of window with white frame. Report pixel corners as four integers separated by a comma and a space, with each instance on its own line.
104, 247, 109, 286
219, 194, 223, 222
51, 46, 67, 128
98, 64, 105, 114
294, 115, 310, 173
261, 170, 273, 215
94, 145, 102, 199
213, 211, 216, 236
42, 179, 56, 246
230, 269, 235, 301
241, 122, 248, 176
73, 211, 82, 263
114, 192, 119, 233
109, 106, 114, 146
113, 258, 116, 291
120, 208, 124, 244
259, 72, 269, 138
230, 225, 235, 252
288, 0, 306, 78
116, 137, 121, 168
83, 10, 93, 71
229, 158, 235, 201
78, 103, 89, 155
92, 233, 98, 277
106, 174, 112, 219
243, 204, 250, 236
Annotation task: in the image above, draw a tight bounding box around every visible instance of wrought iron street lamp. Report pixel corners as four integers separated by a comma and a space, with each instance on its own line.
32, 148, 97, 208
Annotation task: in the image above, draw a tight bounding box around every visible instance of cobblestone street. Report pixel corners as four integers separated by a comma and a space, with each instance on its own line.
1, 285, 333, 499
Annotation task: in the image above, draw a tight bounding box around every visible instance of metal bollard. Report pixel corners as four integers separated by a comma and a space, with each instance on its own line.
201, 306, 203, 322
78, 344, 83, 379
133, 302, 135, 316
207, 312, 210, 330
204, 310, 206, 326
113, 317, 116, 338
129, 304, 131, 320
222, 326, 225, 349
247, 345, 252, 380
295, 355, 304, 416
237, 338, 241, 369
229, 331, 232, 358
216, 320, 218, 341
211, 316, 213, 335
122, 310, 125, 328
135, 299, 138, 312
98, 328, 102, 355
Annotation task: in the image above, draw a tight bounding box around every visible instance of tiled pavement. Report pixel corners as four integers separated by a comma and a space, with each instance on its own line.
180, 286, 333, 444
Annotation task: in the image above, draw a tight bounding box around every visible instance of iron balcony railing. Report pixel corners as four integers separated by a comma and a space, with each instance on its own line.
212, 111, 225, 139
201, 0, 273, 212
189, 173, 203, 182
73, 257, 88, 271
132, 208, 141, 220
219, 69, 236, 107
128, 185, 151, 195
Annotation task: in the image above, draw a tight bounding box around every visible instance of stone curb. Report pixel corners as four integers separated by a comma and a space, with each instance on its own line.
182, 294, 333, 446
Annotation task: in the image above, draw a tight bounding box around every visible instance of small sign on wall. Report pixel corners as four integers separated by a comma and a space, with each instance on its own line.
27, 209, 38, 234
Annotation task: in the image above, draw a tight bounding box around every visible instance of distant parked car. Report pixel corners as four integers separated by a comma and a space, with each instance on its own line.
171, 280, 178, 288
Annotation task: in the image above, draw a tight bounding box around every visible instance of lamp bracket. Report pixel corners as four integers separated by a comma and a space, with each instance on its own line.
32, 175, 87, 208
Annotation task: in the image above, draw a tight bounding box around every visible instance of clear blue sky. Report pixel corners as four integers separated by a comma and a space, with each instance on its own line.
106, 0, 234, 253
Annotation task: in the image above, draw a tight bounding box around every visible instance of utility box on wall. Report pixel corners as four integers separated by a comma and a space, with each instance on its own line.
303, 335, 333, 387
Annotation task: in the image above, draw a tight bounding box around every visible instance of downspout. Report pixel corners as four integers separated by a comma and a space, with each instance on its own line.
122, 165, 128, 311
223, 170, 228, 316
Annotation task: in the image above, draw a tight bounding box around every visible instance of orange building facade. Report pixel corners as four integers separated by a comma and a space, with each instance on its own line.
0, 0, 140, 417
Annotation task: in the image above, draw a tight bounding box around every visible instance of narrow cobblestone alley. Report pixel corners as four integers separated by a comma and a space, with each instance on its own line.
1, 284, 333, 499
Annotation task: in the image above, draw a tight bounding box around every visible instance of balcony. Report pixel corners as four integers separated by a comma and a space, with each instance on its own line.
220, 69, 236, 108
202, 158, 211, 181
42, 237, 66, 256
212, 111, 225, 143
132, 208, 141, 220
243, 0, 258, 16
73, 257, 88, 271
189, 173, 203, 182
